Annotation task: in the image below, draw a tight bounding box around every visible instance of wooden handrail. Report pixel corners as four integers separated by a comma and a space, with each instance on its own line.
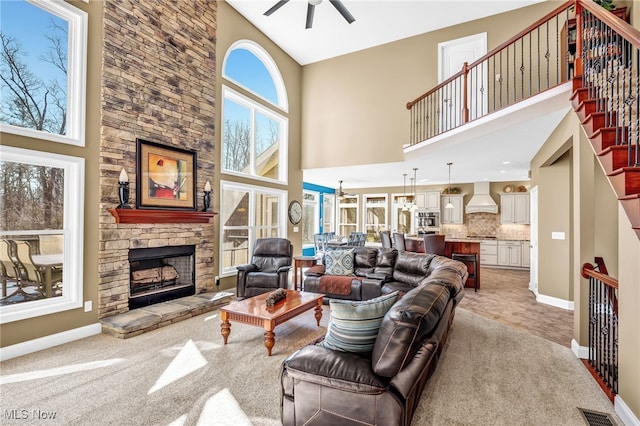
407, 0, 640, 111
580, 0, 640, 50
407, 0, 573, 110
581, 262, 618, 289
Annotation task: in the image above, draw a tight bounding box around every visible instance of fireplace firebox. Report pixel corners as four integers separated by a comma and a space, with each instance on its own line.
128, 245, 196, 309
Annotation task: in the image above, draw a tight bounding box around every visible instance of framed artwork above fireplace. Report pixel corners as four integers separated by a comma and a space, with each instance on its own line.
136, 139, 197, 210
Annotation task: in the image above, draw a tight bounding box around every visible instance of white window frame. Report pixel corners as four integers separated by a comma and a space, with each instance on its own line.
337, 195, 359, 237
222, 39, 288, 113
219, 180, 287, 277
0, 145, 85, 324
363, 193, 388, 243
0, 0, 88, 147
221, 86, 288, 184
302, 190, 319, 250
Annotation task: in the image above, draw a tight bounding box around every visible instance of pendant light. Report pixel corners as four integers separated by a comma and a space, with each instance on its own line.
401, 173, 409, 211
410, 167, 419, 211
445, 162, 454, 209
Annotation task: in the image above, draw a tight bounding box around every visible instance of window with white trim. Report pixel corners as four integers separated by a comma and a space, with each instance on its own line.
0, 145, 84, 324
222, 41, 288, 183
0, 0, 87, 147
363, 194, 388, 243
220, 181, 286, 276
337, 195, 359, 238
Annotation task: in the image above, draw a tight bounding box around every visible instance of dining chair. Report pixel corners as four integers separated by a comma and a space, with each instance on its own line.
0, 239, 22, 299
380, 231, 392, 248
15, 241, 63, 299
392, 232, 406, 251
423, 234, 446, 256
348, 232, 366, 246
313, 233, 328, 261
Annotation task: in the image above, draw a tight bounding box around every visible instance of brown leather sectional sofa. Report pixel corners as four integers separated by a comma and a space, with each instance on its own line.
303, 247, 466, 304
281, 249, 468, 425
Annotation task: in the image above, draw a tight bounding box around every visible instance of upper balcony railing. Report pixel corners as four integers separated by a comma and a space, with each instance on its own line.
405, 0, 576, 145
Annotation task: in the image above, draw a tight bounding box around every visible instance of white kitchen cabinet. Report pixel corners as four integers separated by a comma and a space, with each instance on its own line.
414, 192, 426, 209
441, 195, 463, 224
425, 191, 441, 212
500, 193, 530, 224
480, 240, 498, 265
521, 240, 531, 267
497, 241, 522, 267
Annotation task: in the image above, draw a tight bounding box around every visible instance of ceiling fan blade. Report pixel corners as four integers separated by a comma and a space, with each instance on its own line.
329, 0, 355, 24
305, 3, 315, 29
264, 0, 289, 16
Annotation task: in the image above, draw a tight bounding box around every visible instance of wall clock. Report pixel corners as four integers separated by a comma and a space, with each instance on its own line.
288, 200, 302, 225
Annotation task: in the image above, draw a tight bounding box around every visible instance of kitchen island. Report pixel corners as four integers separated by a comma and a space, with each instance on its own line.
405, 236, 480, 290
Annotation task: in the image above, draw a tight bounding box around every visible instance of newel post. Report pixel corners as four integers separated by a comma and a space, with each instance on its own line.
574, 0, 583, 77
461, 61, 469, 124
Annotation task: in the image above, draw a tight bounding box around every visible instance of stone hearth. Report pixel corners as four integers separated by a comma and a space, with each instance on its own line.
101, 291, 233, 339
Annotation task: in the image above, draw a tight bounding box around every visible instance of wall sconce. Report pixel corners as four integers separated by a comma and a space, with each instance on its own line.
202, 180, 211, 212
117, 168, 132, 209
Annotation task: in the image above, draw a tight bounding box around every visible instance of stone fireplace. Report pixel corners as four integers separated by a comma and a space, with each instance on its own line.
98, 1, 218, 320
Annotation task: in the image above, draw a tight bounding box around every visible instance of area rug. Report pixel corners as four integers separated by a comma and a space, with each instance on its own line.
0, 307, 621, 425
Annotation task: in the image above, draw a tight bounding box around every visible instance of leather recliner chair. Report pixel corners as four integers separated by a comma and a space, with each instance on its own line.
236, 238, 292, 298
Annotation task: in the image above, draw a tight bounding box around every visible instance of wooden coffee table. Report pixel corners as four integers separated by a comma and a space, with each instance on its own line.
220, 290, 323, 356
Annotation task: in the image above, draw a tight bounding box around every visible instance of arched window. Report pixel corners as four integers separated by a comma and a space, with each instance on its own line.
220, 41, 289, 275
221, 41, 288, 183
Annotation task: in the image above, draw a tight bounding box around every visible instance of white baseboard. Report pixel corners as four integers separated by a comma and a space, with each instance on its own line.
571, 339, 589, 359
536, 293, 574, 311
0, 323, 102, 361
615, 395, 640, 426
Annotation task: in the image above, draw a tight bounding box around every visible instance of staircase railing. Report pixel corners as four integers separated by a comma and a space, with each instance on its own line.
575, 1, 640, 168
581, 259, 618, 398
406, 1, 574, 145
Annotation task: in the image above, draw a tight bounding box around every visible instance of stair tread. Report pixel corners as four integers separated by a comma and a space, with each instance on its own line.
619, 193, 640, 201
607, 166, 640, 177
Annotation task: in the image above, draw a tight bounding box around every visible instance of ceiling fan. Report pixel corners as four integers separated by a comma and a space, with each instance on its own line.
336, 180, 355, 199
263, 0, 356, 29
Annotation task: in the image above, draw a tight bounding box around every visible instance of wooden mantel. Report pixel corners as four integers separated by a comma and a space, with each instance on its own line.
108, 208, 217, 224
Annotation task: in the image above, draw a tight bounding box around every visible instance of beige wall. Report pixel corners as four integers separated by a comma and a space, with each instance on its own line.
215, 2, 304, 290
618, 207, 640, 417
300, 2, 559, 170
1, 0, 102, 347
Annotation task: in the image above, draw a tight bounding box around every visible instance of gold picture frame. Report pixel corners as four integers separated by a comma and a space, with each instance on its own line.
136, 139, 197, 210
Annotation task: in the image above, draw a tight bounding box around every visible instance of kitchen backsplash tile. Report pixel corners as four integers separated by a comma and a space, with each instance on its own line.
439, 212, 530, 240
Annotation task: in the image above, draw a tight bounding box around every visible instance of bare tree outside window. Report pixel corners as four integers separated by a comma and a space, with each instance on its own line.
0, 161, 64, 231
0, 1, 68, 135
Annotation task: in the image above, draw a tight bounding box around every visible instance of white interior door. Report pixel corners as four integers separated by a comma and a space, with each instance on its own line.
529, 186, 539, 295
438, 33, 488, 127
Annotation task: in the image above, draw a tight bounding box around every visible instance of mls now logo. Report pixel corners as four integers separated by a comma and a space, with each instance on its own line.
3, 409, 57, 420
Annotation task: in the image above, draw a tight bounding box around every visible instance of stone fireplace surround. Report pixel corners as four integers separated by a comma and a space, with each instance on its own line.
98, 1, 218, 321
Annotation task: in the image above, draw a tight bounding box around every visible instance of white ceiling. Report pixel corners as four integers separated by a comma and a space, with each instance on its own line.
226, 0, 570, 190
226, 0, 546, 66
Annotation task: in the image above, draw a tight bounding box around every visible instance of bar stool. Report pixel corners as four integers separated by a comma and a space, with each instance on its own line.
451, 253, 479, 292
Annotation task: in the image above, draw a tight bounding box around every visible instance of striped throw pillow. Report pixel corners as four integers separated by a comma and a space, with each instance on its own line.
320, 291, 399, 353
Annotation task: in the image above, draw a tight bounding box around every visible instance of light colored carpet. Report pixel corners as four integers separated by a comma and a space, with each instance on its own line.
0, 306, 620, 425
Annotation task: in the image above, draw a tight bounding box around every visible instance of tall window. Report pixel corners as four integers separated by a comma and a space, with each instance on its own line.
302, 191, 319, 249
220, 181, 286, 276
0, 146, 84, 323
337, 195, 359, 238
0, 0, 87, 147
363, 194, 388, 243
392, 194, 413, 234
222, 41, 288, 183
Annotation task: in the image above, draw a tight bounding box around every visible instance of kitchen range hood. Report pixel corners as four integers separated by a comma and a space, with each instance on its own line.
465, 182, 498, 214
